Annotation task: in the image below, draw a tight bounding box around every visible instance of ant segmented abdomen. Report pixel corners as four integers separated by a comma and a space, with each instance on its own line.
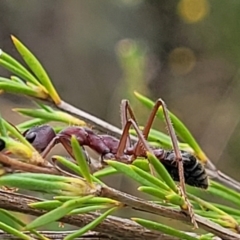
160, 150, 208, 189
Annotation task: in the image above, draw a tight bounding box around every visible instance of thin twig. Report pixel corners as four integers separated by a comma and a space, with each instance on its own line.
0, 232, 224, 240
0, 186, 239, 240
0, 154, 237, 239
0, 230, 223, 240
0, 190, 181, 240
99, 186, 240, 240
207, 169, 240, 192
0, 153, 61, 175
58, 101, 127, 139
0, 230, 116, 240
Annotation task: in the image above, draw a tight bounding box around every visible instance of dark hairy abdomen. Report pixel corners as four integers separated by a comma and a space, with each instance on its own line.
160, 150, 208, 189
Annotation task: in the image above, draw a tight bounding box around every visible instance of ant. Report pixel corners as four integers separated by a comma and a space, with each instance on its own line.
23, 98, 206, 228
23, 100, 208, 190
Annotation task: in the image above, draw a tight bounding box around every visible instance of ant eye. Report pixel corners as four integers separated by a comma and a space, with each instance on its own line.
25, 132, 37, 143
0, 139, 6, 151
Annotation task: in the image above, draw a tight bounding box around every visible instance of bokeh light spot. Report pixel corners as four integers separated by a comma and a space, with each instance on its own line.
178, 0, 209, 23
168, 47, 196, 76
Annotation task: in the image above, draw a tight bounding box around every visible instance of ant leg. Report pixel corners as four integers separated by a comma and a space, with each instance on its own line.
115, 118, 155, 174
133, 99, 165, 156
124, 119, 152, 152
41, 136, 60, 158
139, 99, 185, 190
120, 100, 139, 149
42, 135, 80, 160
132, 99, 197, 228
120, 99, 158, 157
118, 99, 149, 158
133, 99, 181, 158
115, 117, 133, 159
120, 100, 138, 126
156, 99, 198, 228
59, 137, 75, 159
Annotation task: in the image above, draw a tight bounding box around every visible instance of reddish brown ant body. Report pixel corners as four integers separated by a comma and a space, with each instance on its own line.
23, 100, 208, 190
22, 98, 206, 228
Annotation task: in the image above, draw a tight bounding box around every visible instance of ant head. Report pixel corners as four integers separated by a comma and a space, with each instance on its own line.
24, 131, 37, 143
23, 125, 56, 153
0, 139, 6, 151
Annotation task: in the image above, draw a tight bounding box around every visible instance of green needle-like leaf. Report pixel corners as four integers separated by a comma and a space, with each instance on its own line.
53, 196, 79, 201
130, 128, 173, 150
0, 222, 31, 240
133, 218, 198, 240
71, 135, 92, 185
52, 155, 83, 177
80, 197, 119, 205
93, 166, 118, 178
14, 108, 85, 126
0, 175, 81, 195
208, 181, 240, 207
0, 80, 47, 99
132, 158, 150, 172
212, 218, 237, 229
64, 207, 117, 240
55, 196, 119, 207
0, 137, 38, 162
0, 115, 7, 137
138, 186, 167, 200
0, 209, 22, 229
29, 200, 62, 210
35, 102, 54, 112
11, 35, 61, 104
106, 160, 164, 188
9, 173, 90, 189
211, 203, 240, 217
11, 76, 26, 84
130, 128, 194, 153
199, 234, 215, 240
188, 193, 238, 229
2, 119, 35, 151
17, 118, 49, 131
11, 172, 78, 182
70, 205, 111, 215
131, 165, 170, 191
52, 156, 104, 185
165, 193, 186, 206
0, 50, 42, 87
0, 209, 47, 240
25, 195, 94, 230
139, 186, 184, 206
147, 152, 178, 193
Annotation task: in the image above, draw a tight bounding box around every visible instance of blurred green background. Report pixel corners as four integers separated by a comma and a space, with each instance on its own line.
0, 0, 240, 198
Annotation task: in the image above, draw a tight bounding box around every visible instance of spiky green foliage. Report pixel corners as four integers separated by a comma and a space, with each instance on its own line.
0, 36, 239, 240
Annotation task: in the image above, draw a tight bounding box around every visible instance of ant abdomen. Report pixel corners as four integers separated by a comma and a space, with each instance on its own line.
160, 150, 208, 189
